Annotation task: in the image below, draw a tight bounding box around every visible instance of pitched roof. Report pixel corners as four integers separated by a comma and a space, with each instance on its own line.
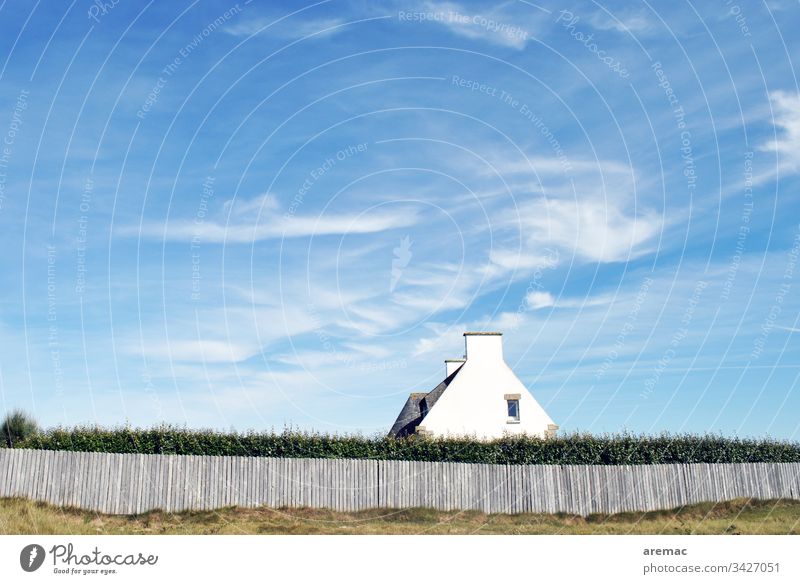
388, 367, 461, 438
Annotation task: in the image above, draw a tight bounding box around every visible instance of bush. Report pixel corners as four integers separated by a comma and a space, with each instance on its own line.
15, 425, 800, 465
1, 409, 40, 448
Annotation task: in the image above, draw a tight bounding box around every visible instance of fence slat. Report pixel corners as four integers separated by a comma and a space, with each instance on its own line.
5, 449, 800, 517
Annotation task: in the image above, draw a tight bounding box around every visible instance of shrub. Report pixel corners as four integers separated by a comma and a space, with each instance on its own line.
15, 425, 800, 465
1, 409, 40, 448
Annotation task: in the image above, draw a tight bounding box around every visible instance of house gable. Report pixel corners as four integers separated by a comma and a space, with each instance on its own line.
420, 357, 555, 439
389, 332, 556, 440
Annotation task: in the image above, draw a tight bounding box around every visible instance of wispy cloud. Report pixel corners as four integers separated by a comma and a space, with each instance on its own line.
125, 301, 322, 366
526, 290, 556, 309
136, 340, 259, 363
776, 326, 800, 333
761, 91, 800, 176
482, 248, 561, 284
525, 290, 615, 310
480, 157, 633, 179
224, 16, 347, 40
6, 0, 799, 437
415, 0, 536, 50
588, 10, 653, 34
410, 322, 463, 357
517, 197, 662, 264
120, 194, 420, 243
483, 155, 661, 265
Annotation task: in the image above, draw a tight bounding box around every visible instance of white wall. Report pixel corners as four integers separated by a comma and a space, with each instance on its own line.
420, 333, 556, 440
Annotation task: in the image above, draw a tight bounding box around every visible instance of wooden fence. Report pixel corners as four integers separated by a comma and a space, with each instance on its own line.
1, 449, 799, 515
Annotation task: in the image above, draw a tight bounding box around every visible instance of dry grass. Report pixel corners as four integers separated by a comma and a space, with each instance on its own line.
1, 497, 799, 535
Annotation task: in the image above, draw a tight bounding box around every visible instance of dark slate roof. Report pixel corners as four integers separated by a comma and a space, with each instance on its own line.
388, 367, 462, 438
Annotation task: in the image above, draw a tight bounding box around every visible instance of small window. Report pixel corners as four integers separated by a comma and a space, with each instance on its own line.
507, 399, 520, 422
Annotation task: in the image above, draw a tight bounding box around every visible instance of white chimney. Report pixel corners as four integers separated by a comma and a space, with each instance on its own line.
445, 358, 465, 377
463, 332, 503, 362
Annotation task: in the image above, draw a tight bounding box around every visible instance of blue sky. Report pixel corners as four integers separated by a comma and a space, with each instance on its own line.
0, 0, 799, 438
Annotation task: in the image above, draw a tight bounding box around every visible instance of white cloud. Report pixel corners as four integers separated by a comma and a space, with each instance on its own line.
485, 157, 632, 178
271, 340, 398, 370
490, 156, 660, 264
340, 342, 393, 359
485, 248, 560, 279
222, 192, 279, 218
388, 261, 482, 313
271, 350, 352, 369
515, 197, 662, 264
136, 340, 258, 363
120, 194, 420, 243
425, 153, 659, 286
589, 11, 653, 34
526, 291, 555, 309
410, 322, 463, 357
761, 91, 800, 175
492, 311, 525, 331
525, 290, 615, 311
224, 16, 347, 40
417, 1, 535, 50
125, 301, 323, 366
776, 326, 800, 333
338, 304, 410, 336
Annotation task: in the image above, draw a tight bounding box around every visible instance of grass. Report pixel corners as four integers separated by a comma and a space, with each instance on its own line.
1, 497, 799, 535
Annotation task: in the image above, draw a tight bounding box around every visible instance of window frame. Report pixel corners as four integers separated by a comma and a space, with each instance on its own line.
506, 398, 520, 423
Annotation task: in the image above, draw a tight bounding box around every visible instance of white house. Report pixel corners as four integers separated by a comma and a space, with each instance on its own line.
389, 332, 558, 440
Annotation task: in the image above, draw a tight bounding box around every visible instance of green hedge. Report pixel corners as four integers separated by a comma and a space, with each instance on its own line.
14, 425, 800, 465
